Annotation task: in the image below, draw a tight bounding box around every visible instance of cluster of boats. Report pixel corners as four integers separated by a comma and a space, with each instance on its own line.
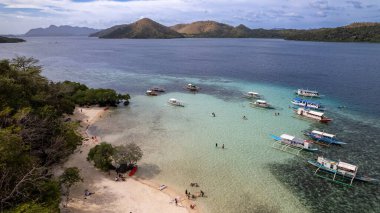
270, 88, 377, 186
243, 91, 274, 109
146, 83, 201, 106
146, 87, 166, 96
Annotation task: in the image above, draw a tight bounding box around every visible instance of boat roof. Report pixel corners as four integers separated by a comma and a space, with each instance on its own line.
298, 89, 318, 93
256, 100, 267, 104
308, 110, 324, 117
293, 97, 320, 105
147, 90, 152, 92
338, 161, 357, 171
248, 92, 259, 95
312, 130, 335, 138
280, 134, 295, 141
169, 98, 177, 101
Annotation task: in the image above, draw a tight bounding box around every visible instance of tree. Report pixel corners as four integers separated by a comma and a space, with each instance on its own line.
59, 167, 82, 207
113, 143, 143, 166
87, 142, 115, 171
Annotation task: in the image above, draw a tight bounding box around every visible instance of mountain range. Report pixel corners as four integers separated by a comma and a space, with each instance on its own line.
25, 25, 100, 37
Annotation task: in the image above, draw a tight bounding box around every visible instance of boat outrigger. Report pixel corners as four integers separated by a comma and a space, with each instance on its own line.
146, 90, 158, 96
270, 134, 318, 155
304, 130, 346, 145
296, 89, 321, 98
295, 108, 332, 123
291, 98, 325, 111
186, 84, 200, 92
308, 156, 378, 186
250, 100, 274, 109
244, 91, 260, 99
167, 98, 184, 107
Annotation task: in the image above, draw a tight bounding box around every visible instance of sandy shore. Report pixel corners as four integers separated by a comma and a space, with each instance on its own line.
55, 106, 196, 213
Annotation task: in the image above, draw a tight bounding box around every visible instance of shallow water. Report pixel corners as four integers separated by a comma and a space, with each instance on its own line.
2, 37, 380, 212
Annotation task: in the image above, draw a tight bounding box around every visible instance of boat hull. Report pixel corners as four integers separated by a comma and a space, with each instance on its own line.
270, 134, 318, 152
308, 160, 378, 183
305, 132, 347, 145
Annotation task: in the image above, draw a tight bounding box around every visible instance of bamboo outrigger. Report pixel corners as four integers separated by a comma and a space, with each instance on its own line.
308, 156, 378, 186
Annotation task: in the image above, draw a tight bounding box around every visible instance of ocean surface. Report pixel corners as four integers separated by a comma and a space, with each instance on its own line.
1, 37, 379, 212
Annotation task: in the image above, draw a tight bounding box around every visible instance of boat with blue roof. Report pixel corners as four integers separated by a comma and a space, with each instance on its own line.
291, 97, 325, 111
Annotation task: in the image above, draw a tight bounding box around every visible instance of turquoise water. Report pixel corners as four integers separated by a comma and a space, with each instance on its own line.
92, 82, 314, 212
2, 37, 380, 212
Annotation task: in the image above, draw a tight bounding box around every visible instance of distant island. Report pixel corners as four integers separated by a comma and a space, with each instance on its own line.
25, 25, 100, 37
90, 18, 183, 39
0, 36, 25, 43
90, 18, 380, 42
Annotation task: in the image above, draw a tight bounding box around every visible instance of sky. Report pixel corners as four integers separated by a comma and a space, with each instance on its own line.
0, 0, 379, 34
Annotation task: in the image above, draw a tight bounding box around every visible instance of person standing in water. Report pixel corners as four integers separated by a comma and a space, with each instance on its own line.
222, 144, 225, 149
216, 143, 218, 147
212, 112, 216, 117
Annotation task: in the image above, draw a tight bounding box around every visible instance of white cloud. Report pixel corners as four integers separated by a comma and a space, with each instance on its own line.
0, 0, 379, 34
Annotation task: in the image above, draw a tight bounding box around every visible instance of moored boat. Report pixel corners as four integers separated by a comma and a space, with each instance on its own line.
308, 156, 378, 185
271, 134, 318, 152
151, 87, 165, 92
250, 100, 273, 109
292, 98, 325, 111
296, 89, 321, 98
167, 98, 184, 107
146, 90, 158, 96
295, 108, 332, 123
244, 91, 260, 99
186, 83, 200, 92
304, 130, 346, 145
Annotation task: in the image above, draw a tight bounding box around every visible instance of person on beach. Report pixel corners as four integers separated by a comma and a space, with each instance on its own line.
185, 189, 188, 195
174, 198, 178, 206
190, 204, 196, 209
200, 190, 204, 197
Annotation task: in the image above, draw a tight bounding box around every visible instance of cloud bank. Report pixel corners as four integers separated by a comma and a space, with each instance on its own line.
0, 0, 379, 34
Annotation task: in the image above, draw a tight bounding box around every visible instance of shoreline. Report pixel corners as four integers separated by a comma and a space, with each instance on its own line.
56, 106, 196, 213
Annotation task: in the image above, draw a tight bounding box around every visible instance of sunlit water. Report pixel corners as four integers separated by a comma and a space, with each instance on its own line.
1, 37, 379, 212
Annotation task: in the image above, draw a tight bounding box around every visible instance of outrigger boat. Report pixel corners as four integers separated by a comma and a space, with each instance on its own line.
295, 108, 332, 123
151, 87, 165, 92
291, 98, 325, 111
308, 156, 378, 186
146, 90, 158, 96
186, 84, 200, 92
167, 98, 184, 107
304, 130, 346, 145
270, 134, 318, 155
250, 100, 274, 109
244, 91, 260, 99
296, 89, 321, 98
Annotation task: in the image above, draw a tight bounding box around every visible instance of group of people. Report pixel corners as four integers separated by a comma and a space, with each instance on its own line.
115, 173, 126, 182
215, 143, 225, 149
274, 112, 280, 116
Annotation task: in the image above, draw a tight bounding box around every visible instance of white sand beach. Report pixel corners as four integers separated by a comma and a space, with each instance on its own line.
56, 107, 195, 213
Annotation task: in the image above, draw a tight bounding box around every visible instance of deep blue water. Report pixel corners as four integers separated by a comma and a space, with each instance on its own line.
1, 37, 380, 117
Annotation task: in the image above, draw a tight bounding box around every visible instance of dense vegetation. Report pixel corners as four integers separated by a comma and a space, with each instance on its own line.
0, 36, 25, 43
87, 142, 142, 172
282, 23, 380, 42
0, 56, 129, 211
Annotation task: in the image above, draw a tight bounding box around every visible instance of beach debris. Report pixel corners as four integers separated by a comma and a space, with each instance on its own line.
159, 184, 167, 191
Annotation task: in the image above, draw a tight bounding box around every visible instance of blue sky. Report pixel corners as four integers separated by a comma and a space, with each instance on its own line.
0, 0, 379, 34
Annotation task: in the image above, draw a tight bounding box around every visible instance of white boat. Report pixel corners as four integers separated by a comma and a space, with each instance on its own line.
271, 134, 318, 152
168, 98, 184, 107
244, 91, 260, 99
250, 100, 273, 109
296, 89, 321, 98
295, 108, 332, 123
146, 90, 158, 96
186, 84, 199, 91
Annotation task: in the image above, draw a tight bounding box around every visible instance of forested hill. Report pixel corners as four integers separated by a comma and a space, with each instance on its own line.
0, 56, 129, 212
0, 36, 25, 43
282, 22, 380, 42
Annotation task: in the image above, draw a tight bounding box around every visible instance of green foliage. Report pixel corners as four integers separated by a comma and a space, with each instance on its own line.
6, 202, 56, 213
0, 56, 130, 211
113, 143, 143, 165
87, 142, 115, 171
60, 167, 83, 188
